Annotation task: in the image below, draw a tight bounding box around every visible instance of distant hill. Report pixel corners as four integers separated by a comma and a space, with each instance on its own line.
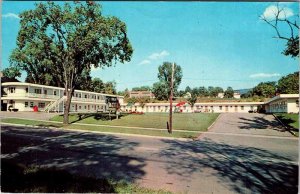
234, 88, 252, 95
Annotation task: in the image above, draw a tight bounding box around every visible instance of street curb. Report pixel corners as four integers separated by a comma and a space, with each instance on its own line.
272, 114, 297, 137
0, 122, 192, 142
197, 113, 221, 139
207, 113, 222, 131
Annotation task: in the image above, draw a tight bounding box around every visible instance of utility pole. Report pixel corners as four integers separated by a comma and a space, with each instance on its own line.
169, 62, 175, 134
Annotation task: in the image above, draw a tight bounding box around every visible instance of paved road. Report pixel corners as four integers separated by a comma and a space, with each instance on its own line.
1, 113, 299, 194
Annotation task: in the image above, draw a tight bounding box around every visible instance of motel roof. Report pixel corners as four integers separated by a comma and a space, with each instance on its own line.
1, 82, 124, 98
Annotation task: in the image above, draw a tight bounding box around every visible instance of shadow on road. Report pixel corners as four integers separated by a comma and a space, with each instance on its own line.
1, 125, 145, 192
159, 138, 298, 194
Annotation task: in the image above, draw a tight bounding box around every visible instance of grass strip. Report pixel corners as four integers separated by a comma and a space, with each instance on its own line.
1, 118, 198, 139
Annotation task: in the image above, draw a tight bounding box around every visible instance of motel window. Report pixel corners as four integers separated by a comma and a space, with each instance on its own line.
25, 88, 28, 93
38, 103, 45, 108
54, 91, 57, 96
97, 96, 100, 100
35, 89, 41, 94
79, 106, 81, 109
8, 87, 15, 93
75, 93, 78, 97
85, 106, 87, 109
25, 102, 28, 107
158, 106, 161, 110
85, 95, 87, 98
44, 90, 47, 95
296, 100, 299, 107
30, 102, 34, 108
79, 94, 81, 98
241, 106, 244, 110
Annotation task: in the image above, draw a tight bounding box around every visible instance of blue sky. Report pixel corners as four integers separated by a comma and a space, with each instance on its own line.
2, 1, 299, 91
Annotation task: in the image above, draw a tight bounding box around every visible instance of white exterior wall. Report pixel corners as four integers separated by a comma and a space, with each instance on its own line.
287, 99, 299, 113
120, 103, 261, 113
1, 82, 123, 112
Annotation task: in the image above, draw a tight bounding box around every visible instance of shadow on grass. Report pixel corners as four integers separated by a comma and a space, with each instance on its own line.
1, 159, 116, 193
275, 115, 299, 134
1, 125, 146, 192
67, 113, 128, 124
37, 124, 63, 128
159, 138, 298, 194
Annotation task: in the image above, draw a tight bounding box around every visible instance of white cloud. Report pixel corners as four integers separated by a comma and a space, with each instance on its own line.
2, 13, 20, 19
148, 50, 170, 60
138, 50, 170, 65
139, 59, 151, 65
261, 5, 294, 20
249, 73, 281, 78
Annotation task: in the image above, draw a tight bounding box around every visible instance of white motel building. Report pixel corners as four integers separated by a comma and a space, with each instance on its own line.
1, 82, 299, 114
1, 82, 124, 112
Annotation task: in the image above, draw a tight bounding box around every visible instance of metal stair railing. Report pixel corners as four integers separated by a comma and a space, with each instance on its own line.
44, 101, 55, 112
46, 96, 66, 113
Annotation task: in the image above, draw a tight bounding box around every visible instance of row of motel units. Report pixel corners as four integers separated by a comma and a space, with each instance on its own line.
1, 82, 299, 113
118, 94, 298, 113
1, 82, 124, 112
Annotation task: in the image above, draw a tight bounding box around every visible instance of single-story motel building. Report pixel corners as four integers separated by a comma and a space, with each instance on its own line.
1, 82, 299, 114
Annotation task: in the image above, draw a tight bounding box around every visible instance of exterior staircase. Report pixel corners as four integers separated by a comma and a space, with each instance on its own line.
44, 96, 66, 113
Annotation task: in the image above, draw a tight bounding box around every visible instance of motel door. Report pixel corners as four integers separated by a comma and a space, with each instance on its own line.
75, 104, 78, 111
225, 106, 228, 112
235, 106, 238, 112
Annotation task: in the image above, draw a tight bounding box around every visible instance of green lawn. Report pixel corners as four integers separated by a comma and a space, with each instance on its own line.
275, 113, 299, 136
1, 116, 208, 139
50, 112, 220, 131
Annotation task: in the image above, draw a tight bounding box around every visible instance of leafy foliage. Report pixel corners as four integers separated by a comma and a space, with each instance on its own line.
2, 66, 21, 79
187, 93, 197, 108
10, 2, 133, 123
224, 87, 234, 98
252, 82, 276, 98
152, 62, 182, 101
157, 62, 182, 96
132, 86, 151, 91
277, 72, 299, 94
151, 82, 169, 101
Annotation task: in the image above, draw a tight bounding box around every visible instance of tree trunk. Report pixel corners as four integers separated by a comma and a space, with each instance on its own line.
63, 89, 73, 125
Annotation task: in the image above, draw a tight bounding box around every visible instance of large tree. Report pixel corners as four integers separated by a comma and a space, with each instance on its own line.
252, 81, 276, 98
152, 62, 182, 101
261, 4, 299, 58
10, 2, 133, 124
277, 72, 299, 94
151, 82, 168, 101
158, 62, 182, 93
224, 87, 234, 98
